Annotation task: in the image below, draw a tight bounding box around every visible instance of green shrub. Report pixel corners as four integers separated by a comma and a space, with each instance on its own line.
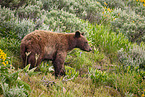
0, 0, 28, 9
97, 0, 125, 9
111, 9, 145, 43
0, 6, 17, 38
76, 0, 104, 24
17, 5, 41, 20
41, 0, 104, 24
14, 19, 35, 39
0, 6, 15, 21
118, 43, 145, 70
126, 0, 145, 16
0, 6, 35, 39
0, 18, 35, 39
134, 4, 145, 16
45, 10, 88, 33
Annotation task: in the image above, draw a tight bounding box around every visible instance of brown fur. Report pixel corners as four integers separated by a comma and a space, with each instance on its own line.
20, 30, 92, 77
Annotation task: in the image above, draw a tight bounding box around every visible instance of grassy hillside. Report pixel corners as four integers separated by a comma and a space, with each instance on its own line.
0, 0, 145, 97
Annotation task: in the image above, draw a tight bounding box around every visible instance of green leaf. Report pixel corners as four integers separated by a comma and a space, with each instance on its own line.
23, 64, 30, 72
16, 79, 31, 92
10, 70, 22, 81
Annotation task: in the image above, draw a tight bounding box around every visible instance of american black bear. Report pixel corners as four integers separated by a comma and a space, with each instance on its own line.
20, 30, 92, 77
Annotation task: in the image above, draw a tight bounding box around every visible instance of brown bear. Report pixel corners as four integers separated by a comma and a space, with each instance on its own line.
20, 30, 92, 77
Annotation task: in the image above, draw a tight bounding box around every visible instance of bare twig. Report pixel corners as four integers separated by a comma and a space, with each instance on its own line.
62, 75, 75, 82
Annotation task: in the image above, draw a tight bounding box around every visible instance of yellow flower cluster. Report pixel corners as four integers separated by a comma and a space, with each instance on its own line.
0, 49, 8, 66
136, 0, 145, 6
103, 2, 112, 13
0, 49, 7, 61
104, 2, 107, 6
102, 7, 112, 15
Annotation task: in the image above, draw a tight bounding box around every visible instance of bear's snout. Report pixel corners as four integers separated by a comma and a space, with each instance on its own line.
85, 46, 92, 52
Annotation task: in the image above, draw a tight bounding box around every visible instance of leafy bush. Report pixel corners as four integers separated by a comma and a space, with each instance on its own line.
118, 44, 145, 70
41, 0, 104, 24
97, 0, 125, 9
14, 19, 35, 39
45, 10, 88, 33
134, 3, 145, 16
127, 0, 145, 16
111, 9, 145, 43
0, 18, 35, 39
0, 6, 17, 38
0, 6, 40, 39
0, 0, 28, 9
17, 5, 41, 20
0, 6, 15, 21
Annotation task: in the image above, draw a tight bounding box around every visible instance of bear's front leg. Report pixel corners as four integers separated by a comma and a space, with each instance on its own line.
53, 52, 67, 77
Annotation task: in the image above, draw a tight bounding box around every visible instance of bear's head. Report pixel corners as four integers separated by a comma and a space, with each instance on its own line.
74, 31, 92, 52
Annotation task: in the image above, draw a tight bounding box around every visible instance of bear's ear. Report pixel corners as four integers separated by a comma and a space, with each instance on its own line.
81, 32, 84, 36
75, 30, 81, 38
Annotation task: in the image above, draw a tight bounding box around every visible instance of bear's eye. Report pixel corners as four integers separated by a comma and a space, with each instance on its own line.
85, 42, 88, 44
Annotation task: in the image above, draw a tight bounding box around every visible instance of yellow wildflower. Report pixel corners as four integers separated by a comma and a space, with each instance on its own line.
141, 94, 144, 97
6, 61, 8, 64
2, 57, 6, 61
136, 0, 138, 1
2, 62, 6, 66
143, 3, 145, 6
140, 0, 144, 2
133, 21, 134, 23
107, 8, 111, 12
104, 2, 107, 5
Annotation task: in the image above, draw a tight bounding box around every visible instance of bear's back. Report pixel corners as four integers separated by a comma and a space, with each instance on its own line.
21, 30, 64, 44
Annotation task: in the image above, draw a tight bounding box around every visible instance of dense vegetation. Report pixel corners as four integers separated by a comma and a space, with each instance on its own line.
0, 0, 145, 96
